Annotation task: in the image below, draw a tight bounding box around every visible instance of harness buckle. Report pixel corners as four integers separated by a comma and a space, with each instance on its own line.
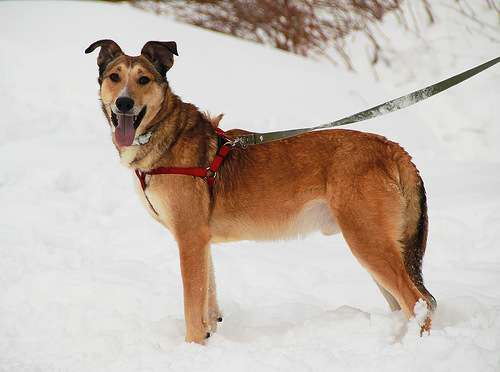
225, 136, 247, 149
205, 167, 217, 181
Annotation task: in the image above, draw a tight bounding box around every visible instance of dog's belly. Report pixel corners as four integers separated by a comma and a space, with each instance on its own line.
211, 199, 340, 243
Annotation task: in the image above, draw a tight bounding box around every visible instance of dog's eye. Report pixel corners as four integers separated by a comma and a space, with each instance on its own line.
109, 73, 120, 82
138, 76, 151, 85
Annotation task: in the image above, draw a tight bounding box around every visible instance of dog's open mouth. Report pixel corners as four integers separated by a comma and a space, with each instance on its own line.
111, 106, 147, 147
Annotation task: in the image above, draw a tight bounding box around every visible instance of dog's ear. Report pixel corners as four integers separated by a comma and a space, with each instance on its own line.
141, 41, 178, 77
85, 39, 124, 78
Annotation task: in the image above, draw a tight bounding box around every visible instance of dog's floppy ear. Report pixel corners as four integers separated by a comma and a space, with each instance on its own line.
141, 41, 178, 78
85, 39, 124, 78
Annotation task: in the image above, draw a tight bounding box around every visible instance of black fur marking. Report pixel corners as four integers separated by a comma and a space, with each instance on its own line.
403, 178, 437, 311
111, 112, 118, 127
134, 106, 147, 130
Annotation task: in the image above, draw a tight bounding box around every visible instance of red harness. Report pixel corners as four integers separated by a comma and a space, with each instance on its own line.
134, 128, 232, 193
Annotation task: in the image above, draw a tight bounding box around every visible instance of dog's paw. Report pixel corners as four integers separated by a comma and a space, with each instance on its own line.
207, 309, 223, 334
185, 328, 210, 345
419, 317, 432, 336
207, 315, 220, 334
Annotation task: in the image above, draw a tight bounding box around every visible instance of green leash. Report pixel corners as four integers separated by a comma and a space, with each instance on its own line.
232, 56, 500, 147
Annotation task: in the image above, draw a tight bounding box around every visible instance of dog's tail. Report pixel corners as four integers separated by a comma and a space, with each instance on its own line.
397, 153, 437, 313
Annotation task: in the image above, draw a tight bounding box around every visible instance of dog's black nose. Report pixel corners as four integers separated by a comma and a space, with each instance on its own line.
115, 97, 134, 113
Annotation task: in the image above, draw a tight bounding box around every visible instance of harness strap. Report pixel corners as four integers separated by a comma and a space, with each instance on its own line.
135, 128, 232, 194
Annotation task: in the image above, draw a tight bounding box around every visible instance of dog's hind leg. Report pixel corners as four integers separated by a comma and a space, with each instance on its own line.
373, 277, 401, 311
330, 167, 435, 333
337, 218, 421, 320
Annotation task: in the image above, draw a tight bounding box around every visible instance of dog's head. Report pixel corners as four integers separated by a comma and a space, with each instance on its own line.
85, 39, 178, 148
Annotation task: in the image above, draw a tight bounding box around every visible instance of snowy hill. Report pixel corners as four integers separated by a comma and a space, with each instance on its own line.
0, 1, 499, 371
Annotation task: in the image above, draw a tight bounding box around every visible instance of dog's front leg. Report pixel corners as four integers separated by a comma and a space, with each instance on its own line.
207, 250, 222, 332
177, 229, 211, 344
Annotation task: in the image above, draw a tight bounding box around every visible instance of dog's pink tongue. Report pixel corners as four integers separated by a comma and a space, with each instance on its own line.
115, 114, 135, 147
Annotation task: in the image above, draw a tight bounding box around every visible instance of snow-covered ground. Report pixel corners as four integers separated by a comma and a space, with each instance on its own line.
1, 1, 499, 371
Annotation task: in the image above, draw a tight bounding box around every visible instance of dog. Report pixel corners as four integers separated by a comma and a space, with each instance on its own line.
85, 39, 436, 344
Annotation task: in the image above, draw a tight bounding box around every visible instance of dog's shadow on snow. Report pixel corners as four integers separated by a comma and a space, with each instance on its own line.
162, 297, 486, 345
215, 302, 409, 344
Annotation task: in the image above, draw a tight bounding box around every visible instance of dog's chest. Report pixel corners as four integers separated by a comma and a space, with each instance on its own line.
134, 173, 212, 233
134, 174, 174, 228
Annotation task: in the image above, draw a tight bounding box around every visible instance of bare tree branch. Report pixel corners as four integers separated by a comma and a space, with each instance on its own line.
130, 0, 498, 69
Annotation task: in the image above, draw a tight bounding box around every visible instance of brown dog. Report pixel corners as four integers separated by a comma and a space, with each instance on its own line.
85, 39, 436, 344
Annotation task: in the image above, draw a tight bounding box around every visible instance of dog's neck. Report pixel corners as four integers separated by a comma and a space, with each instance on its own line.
120, 87, 217, 171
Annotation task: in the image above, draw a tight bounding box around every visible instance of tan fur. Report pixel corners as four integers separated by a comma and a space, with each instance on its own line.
203, 112, 224, 129
90, 45, 435, 344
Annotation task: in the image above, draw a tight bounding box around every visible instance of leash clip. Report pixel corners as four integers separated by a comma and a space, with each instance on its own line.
226, 136, 248, 149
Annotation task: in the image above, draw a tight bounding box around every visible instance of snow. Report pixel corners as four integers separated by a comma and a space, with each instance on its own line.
1, 1, 499, 371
